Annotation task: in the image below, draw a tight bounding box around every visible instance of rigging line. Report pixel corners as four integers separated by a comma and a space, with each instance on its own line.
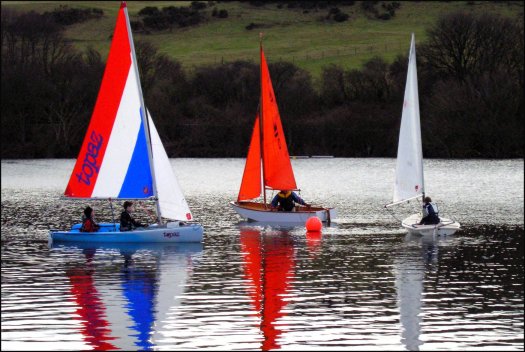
107, 198, 116, 231
386, 206, 404, 223
136, 200, 157, 223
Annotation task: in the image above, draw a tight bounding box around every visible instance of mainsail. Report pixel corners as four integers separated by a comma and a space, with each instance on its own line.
64, 2, 191, 222
65, 3, 152, 199
260, 46, 297, 191
392, 33, 424, 205
237, 44, 297, 201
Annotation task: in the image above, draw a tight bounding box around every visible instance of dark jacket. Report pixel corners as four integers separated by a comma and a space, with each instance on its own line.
120, 211, 144, 231
420, 202, 440, 225
271, 191, 306, 211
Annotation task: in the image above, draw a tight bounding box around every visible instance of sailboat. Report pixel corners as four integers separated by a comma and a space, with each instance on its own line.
385, 33, 460, 236
50, 2, 203, 243
230, 39, 336, 223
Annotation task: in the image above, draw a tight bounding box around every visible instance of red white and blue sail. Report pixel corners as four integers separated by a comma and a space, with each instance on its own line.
64, 2, 193, 221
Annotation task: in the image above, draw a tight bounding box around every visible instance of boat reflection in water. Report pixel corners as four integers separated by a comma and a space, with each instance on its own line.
394, 233, 446, 351
239, 226, 295, 350
65, 247, 117, 351
305, 230, 323, 259
52, 242, 203, 351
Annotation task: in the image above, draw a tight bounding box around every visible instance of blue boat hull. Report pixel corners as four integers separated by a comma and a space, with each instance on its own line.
50, 222, 203, 243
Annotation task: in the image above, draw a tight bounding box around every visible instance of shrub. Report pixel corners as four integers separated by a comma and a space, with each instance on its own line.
191, 1, 207, 10
46, 5, 103, 26
138, 6, 159, 16
333, 12, 349, 22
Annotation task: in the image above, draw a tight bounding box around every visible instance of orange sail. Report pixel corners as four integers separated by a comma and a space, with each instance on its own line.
260, 46, 297, 191
238, 115, 262, 201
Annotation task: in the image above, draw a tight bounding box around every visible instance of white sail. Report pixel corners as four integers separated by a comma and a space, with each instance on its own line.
393, 33, 424, 204
148, 111, 193, 222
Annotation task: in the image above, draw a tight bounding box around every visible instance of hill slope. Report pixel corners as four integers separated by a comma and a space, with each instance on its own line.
2, 0, 523, 79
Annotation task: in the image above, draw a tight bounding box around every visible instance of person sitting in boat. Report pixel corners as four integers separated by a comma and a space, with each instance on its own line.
270, 190, 309, 211
419, 196, 440, 225
80, 206, 100, 232
120, 201, 146, 231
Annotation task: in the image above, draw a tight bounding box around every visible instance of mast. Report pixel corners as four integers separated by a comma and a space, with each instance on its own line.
123, 2, 162, 225
259, 33, 267, 206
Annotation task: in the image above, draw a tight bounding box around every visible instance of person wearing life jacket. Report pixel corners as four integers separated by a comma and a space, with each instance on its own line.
419, 196, 440, 225
120, 201, 146, 231
270, 190, 309, 211
80, 206, 100, 232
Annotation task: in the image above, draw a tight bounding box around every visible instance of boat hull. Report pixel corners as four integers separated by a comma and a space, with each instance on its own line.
401, 213, 460, 236
49, 222, 203, 243
230, 201, 336, 223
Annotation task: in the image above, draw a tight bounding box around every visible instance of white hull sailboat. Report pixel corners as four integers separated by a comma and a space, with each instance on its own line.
385, 34, 460, 236
231, 37, 335, 224
401, 214, 461, 236
50, 2, 203, 243
230, 201, 335, 223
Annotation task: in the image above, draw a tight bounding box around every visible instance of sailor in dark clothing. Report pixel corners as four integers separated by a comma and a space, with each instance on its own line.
419, 196, 440, 225
270, 190, 309, 211
120, 201, 146, 231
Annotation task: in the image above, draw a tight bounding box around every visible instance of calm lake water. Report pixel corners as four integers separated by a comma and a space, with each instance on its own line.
1, 158, 523, 351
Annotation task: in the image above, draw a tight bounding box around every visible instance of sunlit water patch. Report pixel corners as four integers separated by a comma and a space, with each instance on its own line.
1, 158, 523, 350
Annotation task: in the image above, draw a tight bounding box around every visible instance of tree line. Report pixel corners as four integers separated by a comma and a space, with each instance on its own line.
1, 8, 523, 159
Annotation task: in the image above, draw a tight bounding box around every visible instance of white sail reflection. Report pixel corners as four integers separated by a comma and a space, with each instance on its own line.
151, 244, 203, 345
394, 234, 441, 351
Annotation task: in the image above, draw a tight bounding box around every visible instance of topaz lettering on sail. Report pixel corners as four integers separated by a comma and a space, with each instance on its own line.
76, 131, 103, 185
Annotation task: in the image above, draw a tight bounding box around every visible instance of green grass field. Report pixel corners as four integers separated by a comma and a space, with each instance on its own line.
2, 1, 523, 80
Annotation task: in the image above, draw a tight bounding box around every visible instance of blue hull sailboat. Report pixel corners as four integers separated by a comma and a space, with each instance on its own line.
50, 2, 203, 243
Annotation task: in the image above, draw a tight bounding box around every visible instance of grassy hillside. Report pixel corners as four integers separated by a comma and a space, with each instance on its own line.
2, 1, 523, 80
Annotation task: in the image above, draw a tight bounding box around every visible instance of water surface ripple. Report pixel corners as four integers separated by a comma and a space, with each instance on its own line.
1, 158, 523, 350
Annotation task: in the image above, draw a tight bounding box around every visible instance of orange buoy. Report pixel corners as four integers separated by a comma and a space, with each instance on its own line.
305, 216, 322, 232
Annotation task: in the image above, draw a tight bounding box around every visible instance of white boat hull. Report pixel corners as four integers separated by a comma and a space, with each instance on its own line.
50, 222, 203, 243
230, 201, 336, 223
401, 213, 460, 236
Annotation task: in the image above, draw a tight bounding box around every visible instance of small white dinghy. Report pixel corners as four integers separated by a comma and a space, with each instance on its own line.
385, 34, 460, 236
401, 214, 461, 236
50, 2, 203, 244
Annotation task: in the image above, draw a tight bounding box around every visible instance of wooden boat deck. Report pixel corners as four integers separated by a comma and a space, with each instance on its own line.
235, 201, 329, 213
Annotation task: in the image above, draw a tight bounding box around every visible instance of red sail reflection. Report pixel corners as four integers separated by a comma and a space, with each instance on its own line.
66, 249, 117, 350
240, 227, 295, 351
